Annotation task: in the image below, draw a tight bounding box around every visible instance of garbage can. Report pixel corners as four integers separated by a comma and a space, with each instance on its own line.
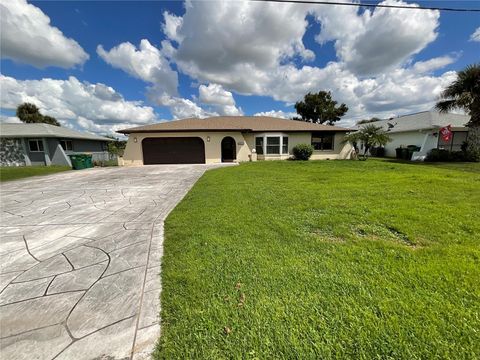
69, 155, 87, 170
406, 145, 421, 160
83, 154, 93, 168
395, 147, 407, 159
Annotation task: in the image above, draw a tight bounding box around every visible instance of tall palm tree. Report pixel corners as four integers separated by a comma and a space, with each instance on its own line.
435, 63, 480, 156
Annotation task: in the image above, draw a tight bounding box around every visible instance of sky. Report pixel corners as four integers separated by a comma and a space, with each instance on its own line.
0, 0, 479, 136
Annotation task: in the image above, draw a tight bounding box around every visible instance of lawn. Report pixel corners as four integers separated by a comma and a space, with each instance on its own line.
156, 160, 480, 359
0, 165, 71, 182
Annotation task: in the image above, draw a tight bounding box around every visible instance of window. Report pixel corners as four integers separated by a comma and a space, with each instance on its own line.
282, 136, 289, 154
255, 137, 264, 155
60, 140, 73, 151
28, 139, 44, 152
266, 136, 280, 154
438, 131, 468, 152
311, 132, 334, 150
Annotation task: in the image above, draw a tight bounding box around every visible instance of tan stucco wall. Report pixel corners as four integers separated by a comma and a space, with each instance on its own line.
122, 131, 253, 165
121, 131, 353, 165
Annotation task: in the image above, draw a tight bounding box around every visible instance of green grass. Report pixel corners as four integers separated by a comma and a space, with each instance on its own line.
0, 165, 71, 182
156, 160, 480, 359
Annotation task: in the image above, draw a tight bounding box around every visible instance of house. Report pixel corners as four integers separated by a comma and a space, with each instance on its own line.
0, 123, 112, 167
118, 116, 354, 165
356, 111, 470, 160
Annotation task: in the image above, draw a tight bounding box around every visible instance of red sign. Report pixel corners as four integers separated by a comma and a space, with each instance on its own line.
440, 125, 452, 142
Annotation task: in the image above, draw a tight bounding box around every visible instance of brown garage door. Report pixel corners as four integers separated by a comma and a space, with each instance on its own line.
142, 137, 205, 164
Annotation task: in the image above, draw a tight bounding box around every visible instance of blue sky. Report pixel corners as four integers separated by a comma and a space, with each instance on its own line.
1, 0, 479, 134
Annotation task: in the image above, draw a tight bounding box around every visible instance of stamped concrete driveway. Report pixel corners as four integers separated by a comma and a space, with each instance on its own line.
0, 164, 220, 359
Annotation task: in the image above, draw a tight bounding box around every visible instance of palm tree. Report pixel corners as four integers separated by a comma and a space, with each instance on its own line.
344, 124, 391, 159
435, 63, 480, 156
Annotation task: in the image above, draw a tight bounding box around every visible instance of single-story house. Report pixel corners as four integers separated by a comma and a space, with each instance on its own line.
118, 116, 354, 165
356, 111, 470, 160
0, 123, 112, 167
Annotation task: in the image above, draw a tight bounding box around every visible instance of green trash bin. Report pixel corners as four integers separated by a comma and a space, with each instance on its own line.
406, 145, 421, 160
84, 154, 93, 168
69, 155, 87, 170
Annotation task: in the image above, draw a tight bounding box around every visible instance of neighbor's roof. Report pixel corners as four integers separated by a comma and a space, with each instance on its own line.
0, 123, 111, 141
118, 116, 351, 134
357, 111, 469, 133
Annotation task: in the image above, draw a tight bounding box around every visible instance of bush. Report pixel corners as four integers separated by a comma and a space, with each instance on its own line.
425, 148, 479, 162
292, 144, 314, 160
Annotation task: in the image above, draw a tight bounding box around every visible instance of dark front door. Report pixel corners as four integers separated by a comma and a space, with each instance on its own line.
221, 137, 236, 162
142, 137, 205, 164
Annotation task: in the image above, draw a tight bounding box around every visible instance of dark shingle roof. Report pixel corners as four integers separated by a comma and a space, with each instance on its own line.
118, 116, 351, 134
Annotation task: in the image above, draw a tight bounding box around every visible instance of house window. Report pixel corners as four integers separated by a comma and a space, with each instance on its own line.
60, 140, 73, 151
266, 136, 280, 154
255, 137, 264, 155
28, 139, 44, 152
282, 136, 289, 154
311, 132, 334, 150
438, 131, 468, 152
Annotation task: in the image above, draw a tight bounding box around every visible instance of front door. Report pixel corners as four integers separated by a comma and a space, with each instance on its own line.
221, 137, 236, 162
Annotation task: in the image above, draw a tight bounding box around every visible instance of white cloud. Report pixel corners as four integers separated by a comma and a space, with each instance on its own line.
411, 55, 456, 74
315, 0, 440, 75
0, 75, 157, 135
0, 0, 89, 68
198, 84, 243, 116
97, 39, 178, 97
156, 95, 216, 119
157, 0, 456, 126
163, 11, 184, 43
470, 27, 480, 42
0, 115, 21, 124
254, 110, 297, 119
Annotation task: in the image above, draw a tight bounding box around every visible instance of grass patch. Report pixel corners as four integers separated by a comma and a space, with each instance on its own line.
156, 160, 480, 359
0, 165, 71, 182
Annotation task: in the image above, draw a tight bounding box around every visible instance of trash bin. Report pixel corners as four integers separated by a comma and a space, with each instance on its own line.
395, 147, 407, 159
406, 145, 421, 160
83, 154, 93, 168
69, 155, 87, 170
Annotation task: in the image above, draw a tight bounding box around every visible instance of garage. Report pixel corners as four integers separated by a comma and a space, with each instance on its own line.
142, 137, 205, 165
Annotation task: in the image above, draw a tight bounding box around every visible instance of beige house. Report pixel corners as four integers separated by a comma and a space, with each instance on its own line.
118, 116, 353, 165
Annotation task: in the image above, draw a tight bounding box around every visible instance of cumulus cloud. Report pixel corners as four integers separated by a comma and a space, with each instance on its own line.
254, 110, 297, 119
470, 27, 480, 42
0, 0, 89, 68
97, 39, 178, 97
198, 84, 243, 116
0, 115, 21, 124
315, 0, 440, 75
157, 0, 456, 125
0, 75, 157, 134
156, 95, 215, 119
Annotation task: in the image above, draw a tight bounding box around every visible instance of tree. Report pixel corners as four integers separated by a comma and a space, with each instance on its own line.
104, 135, 127, 156
435, 63, 480, 157
357, 117, 381, 125
294, 91, 348, 125
16, 103, 60, 126
344, 124, 391, 159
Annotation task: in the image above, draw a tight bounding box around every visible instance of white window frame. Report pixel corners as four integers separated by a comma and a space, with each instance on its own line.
28, 139, 44, 153
254, 133, 289, 155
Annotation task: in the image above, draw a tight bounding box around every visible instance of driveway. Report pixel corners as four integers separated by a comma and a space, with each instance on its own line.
0, 165, 220, 359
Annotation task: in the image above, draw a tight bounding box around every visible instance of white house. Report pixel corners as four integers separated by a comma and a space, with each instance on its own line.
357, 111, 470, 160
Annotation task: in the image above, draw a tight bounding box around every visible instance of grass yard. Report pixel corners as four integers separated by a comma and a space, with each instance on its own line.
156, 160, 480, 359
0, 165, 71, 182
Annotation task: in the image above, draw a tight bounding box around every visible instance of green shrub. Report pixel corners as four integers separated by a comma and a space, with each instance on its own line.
292, 144, 314, 160
425, 149, 479, 162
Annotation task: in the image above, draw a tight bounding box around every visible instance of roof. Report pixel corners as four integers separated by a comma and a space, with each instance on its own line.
357, 111, 469, 133
0, 123, 111, 141
118, 116, 351, 134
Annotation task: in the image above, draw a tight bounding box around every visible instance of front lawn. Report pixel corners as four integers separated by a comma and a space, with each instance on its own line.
0, 165, 71, 182
156, 160, 480, 359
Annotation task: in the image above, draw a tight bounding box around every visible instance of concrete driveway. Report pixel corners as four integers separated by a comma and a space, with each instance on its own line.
0, 165, 220, 359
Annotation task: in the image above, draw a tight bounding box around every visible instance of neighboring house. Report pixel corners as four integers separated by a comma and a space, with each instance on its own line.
356, 111, 470, 160
0, 123, 112, 167
118, 116, 354, 165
